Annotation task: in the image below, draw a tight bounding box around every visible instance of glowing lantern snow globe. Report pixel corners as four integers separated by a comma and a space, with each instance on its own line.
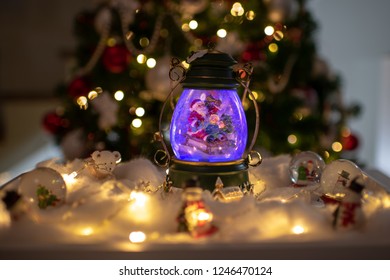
155, 49, 261, 191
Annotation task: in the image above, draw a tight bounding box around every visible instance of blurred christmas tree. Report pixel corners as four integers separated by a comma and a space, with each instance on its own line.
43, 0, 360, 162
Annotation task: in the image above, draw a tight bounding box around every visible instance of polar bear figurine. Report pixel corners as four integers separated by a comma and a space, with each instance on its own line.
89, 150, 121, 178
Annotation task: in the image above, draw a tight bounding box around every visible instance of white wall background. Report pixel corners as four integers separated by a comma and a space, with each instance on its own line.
376, 56, 390, 174
309, 0, 390, 175
0, 0, 92, 181
0, 0, 92, 93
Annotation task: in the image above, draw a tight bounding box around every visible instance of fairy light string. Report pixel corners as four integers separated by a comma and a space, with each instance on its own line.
78, 7, 112, 76
76, 0, 296, 94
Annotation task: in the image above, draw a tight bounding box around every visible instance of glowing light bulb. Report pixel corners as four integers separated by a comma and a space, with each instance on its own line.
257, 91, 266, 102
62, 171, 78, 186
332, 141, 343, 152
269, 10, 283, 22
135, 107, 145, 117
383, 195, 390, 208
248, 91, 258, 100
194, 39, 203, 47
189, 20, 198, 30
137, 54, 147, 64
287, 134, 297, 144
146, 58, 156, 68
268, 43, 278, 53
77, 96, 88, 110
231, 2, 244, 16
217, 29, 227, 38
128, 192, 152, 222
323, 151, 330, 159
197, 211, 211, 221
129, 231, 146, 243
246, 10, 255, 20
264, 25, 275, 36
181, 23, 190, 32
114, 90, 124, 101
132, 118, 142, 128
342, 127, 351, 137
129, 107, 136, 115
292, 225, 305, 234
129, 191, 148, 207
139, 37, 149, 47
107, 37, 116, 47
125, 31, 133, 40
294, 112, 303, 121
88, 90, 98, 100
182, 60, 190, 69
80, 226, 94, 236
273, 30, 284, 41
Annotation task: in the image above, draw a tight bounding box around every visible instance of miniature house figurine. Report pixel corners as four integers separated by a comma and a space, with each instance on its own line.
212, 177, 244, 202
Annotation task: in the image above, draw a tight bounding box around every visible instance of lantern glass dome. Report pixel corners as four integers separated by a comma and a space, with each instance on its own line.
170, 87, 247, 162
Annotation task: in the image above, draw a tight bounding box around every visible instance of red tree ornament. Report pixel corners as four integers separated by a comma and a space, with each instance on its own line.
342, 133, 359, 151
67, 76, 91, 99
286, 27, 303, 45
102, 45, 130, 73
241, 42, 266, 62
42, 111, 65, 135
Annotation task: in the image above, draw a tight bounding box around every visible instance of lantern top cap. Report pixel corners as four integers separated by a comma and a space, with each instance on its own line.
186, 49, 237, 67
182, 49, 239, 89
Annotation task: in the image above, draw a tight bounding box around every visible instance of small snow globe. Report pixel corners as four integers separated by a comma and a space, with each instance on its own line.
289, 151, 325, 186
18, 167, 67, 210
320, 159, 364, 200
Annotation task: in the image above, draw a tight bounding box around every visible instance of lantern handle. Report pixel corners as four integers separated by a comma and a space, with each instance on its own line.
235, 63, 260, 159
242, 81, 260, 159
154, 57, 186, 167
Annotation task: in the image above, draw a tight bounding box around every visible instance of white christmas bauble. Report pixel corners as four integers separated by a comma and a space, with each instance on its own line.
145, 56, 172, 101
289, 151, 325, 186
320, 159, 363, 197
111, 0, 140, 26
290, 87, 318, 113
216, 32, 245, 56
18, 167, 67, 210
60, 128, 87, 160
91, 91, 119, 130
94, 7, 112, 34
180, 0, 208, 16
264, 0, 298, 22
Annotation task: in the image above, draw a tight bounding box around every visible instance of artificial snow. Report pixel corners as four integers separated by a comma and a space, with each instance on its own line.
0, 155, 390, 254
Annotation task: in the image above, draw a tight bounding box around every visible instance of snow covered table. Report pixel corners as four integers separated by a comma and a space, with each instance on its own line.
0, 156, 390, 260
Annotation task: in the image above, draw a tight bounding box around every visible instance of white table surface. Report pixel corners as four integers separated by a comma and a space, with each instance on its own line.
1, 169, 390, 260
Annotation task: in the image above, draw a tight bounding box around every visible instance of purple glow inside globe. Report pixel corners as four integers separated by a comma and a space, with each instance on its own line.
170, 88, 247, 162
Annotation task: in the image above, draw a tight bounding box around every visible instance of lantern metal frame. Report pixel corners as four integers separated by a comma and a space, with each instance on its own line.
154, 48, 261, 191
